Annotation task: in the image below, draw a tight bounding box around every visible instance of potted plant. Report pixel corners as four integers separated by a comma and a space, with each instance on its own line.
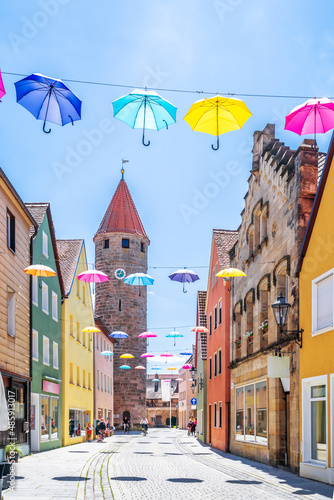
244, 330, 253, 342
234, 337, 241, 348
5, 443, 23, 463
259, 319, 268, 334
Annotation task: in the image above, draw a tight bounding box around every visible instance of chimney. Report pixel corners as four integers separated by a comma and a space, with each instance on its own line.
252, 124, 275, 171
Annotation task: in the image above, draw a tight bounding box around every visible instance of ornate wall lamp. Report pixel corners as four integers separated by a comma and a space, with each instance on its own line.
271, 291, 303, 347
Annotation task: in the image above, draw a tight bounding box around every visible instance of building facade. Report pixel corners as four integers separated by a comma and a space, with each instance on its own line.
206, 229, 237, 451
26, 203, 64, 452
195, 291, 207, 443
229, 124, 322, 472
94, 172, 149, 427
146, 374, 179, 428
178, 355, 196, 429
298, 133, 334, 483
0, 168, 36, 460
57, 239, 94, 446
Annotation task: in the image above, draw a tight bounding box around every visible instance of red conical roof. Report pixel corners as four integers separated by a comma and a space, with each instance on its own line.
95, 179, 149, 242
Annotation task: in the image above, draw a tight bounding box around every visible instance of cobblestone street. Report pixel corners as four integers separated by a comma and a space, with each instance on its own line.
3, 429, 333, 500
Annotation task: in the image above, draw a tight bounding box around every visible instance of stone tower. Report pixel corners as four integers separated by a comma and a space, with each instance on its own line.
94, 169, 149, 427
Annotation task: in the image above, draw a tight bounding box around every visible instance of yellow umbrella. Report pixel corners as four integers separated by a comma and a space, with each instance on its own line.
24, 264, 56, 277
82, 326, 102, 333
167, 367, 177, 371
216, 268, 247, 278
184, 95, 252, 150
120, 353, 134, 359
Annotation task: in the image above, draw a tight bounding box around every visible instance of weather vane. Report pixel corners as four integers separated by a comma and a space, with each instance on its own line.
121, 158, 129, 180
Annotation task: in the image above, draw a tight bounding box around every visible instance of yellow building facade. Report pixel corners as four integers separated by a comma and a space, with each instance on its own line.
57, 239, 94, 446
299, 136, 334, 484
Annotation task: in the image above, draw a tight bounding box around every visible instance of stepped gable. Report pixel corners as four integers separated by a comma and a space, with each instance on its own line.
213, 229, 238, 269
197, 291, 207, 360
56, 239, 83, 296
95, 179, 149, 242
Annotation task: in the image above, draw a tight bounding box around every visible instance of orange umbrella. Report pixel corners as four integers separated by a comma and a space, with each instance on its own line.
24, 264, 56, 277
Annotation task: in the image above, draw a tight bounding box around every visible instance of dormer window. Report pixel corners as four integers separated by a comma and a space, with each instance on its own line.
122, 238, 129, 249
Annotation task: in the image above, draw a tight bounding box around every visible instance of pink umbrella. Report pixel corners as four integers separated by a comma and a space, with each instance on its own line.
135, 365, 146, 370
191, 326, 209, 333
285, 98, 334, 144
138, 331, 157, 346
163, 379, 172, 382
160, 352, 173, 363
0, 70, 5, 101
182, 364, 192, 369
140, 353, 154, 358
77, 269, 109, 283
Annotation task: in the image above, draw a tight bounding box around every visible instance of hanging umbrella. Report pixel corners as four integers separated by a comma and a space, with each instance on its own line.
15, 73, 82, 133
138, 331, 157, 346
152, 376, 160, 382
141, 352, 155, 358
151, 367, 162, 370
0, 70, 6, 101
167, 367, 177, 371
110, 331, 128, 339
182, 364, 192, 369
184, 95, 252, 150
135, 365, 146, 370
285, 98, 334, 144
120, 365, 131, 370
160, 352, 173, 363
24, 264, 56, 277
180, 351, 192, 356
168, 268, 199, 293
82, 326, 102, 333
112, 88, 177, 146
175, 377, 183, 381
124, 273, 154, 296
191, 326, 209, 333
77, 270, 109, 283
100, 351, 114, 356
216, 268, 247, 278
163, 379, 172, 382
166, 331, 184, 346
120, 353, 134, 359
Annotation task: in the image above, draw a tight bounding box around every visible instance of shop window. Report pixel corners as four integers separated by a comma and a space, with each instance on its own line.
302, 377, 327, 463
42, 281, 48, 315
51, 397, 59, 439
6, 209, 15, 252
312, 270, 334, 333
7, 288, 15, 337
32, 276, 38, 306
43, 336, 50, 365
53, 342, 58, 369
32, 330, 38, 361
41, 396, 50, 441
42, 230, 48, 257
235, 380, 267, 444
69, 409, 85, 438
52, 291, 58, 321
122, 238, 129, 249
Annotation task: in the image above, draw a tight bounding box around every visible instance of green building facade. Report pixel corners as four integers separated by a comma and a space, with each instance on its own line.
26, 203, 64, 452
195, 291, 207, 443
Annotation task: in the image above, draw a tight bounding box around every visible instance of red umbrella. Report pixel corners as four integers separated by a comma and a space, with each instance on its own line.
191, 326, 209, 333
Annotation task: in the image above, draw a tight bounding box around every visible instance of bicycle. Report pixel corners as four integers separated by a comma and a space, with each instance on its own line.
141, 424, 148, 436
123, 422, 130, 434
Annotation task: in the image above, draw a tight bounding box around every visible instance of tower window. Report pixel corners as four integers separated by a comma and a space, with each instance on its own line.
122, 238, 130, 249
103, 239, 109, 249
141, 242, 145, 253
119, 300, 122, 312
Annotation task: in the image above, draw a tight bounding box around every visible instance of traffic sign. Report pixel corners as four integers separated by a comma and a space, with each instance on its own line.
190, 398, 197, 405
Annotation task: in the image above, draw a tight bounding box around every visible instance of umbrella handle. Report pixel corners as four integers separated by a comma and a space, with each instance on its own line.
142, 131, 150, 147
211, 136, 219, 151
68, 115, 74, 126
43, 120, 51, 134
163, 120, 168, 130
183, 282, 187, 293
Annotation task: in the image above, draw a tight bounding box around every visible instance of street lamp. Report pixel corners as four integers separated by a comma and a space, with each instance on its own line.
271, 291, 303, 347
189, 366, 203, 392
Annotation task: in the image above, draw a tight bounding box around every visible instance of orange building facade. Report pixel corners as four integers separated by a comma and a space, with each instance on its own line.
206, 230, 237, 450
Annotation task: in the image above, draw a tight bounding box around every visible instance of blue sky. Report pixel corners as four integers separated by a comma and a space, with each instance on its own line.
1, 0, 334, 371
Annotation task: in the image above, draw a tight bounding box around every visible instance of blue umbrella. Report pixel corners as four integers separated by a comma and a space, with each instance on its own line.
112, 88, 177, 146
120, 365, 131, 370
109, 331, 128, 339
15, 73, 82, 133
180, 352, 192, 356
100, 351, 114, 356
124, 273, 154, 296
168, 268, 200, 293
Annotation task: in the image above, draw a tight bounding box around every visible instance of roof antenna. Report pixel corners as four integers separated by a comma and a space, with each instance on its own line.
121, 158, 129, 180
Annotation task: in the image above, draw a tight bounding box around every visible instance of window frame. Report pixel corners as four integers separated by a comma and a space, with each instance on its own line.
302, 375, 327, 465
53, 341, 59, 369
43, 335, 50, 366
32, 276, 38, 306
235, 379, 268, 445
218, 299, 222, 325
312, 269, 334, 336
122, 238, 130, 249
42, 230, 48, 258
7, 287, 16, 337
52, 291, 58, 321
42, 281, 49, 315
32, 329, 38, 361
6, 209, 15, 253
218, 349, 222, 375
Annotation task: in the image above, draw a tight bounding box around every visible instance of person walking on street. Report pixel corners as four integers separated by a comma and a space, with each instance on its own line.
187, 418, 193, 436
191, 419, 196, 437
140, 416, 148, 436
123, 416, 130, 434
98, 418, 106, 442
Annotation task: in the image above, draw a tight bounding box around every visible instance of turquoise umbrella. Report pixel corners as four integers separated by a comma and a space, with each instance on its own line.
112, 89, 177, 146
124, 273, 154, 296
166, 331, 184, 346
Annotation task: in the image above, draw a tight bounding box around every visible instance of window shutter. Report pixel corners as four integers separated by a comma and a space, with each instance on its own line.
316, 275, 333, 330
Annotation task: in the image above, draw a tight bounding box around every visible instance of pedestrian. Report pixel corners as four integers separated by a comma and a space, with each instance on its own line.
98, 418, 106, 442
187, 418, 193, 436
76, 422, 81, 436
86, 422, 93, 442
191, 419, 196, 436
140, 416, 148, 436
123, 416, 130, 434
69, 418, 75, 438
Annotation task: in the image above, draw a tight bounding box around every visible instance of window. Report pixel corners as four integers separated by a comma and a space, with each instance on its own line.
70, 363, 74, 384
218, 349, 222, 375
32, 276, 38, 306
42, 281, 48, 314
110, 377, 112, 394
43, 336, 50, 365
122, 238, 129, 248
141, 242, 145, 253
209, 315, 212, 336
83, 370, 86, 389
88, 373, 91, 390
248, 226, 254, 254
76, 278, 80, 298
76, 322, 80, 343
259, 278, 269, 348
214, 307, 217, 330
52, 292, 58, 321
70, 315, 74, 337
41, 396, 50, 441
302, 376, 327, 463
312, 270, 334, 334
6, 209, 15, 252
82, 285, 86, 306
69, 409, 85, 438
51, 397, 59, 439
214, 353, 217, 377
103, 239, 109, 249
104, 374, 106, 392
53, 342, 58, 369
83, 331, 86, 348
214, 403, 217, 427
97, 370, 100, 389
42, 230, 48, 257
260, 207, 268, 242
219, 402, 222, 428
235, 380, 267, 444
96, 332, 99, 350
76, 366, 80, 386
209, 358, 212, 380
245, 291, 254, 356
101, 372, 103, 391
32, 329, 38, 361
7, 287, 15, 337
218, 300, 222, 325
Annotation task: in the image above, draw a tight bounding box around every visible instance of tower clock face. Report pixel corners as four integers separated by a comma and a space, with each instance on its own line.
114, 268, 126, 280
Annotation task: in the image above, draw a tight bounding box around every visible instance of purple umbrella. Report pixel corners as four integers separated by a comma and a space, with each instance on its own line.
168, 268, 199, 293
